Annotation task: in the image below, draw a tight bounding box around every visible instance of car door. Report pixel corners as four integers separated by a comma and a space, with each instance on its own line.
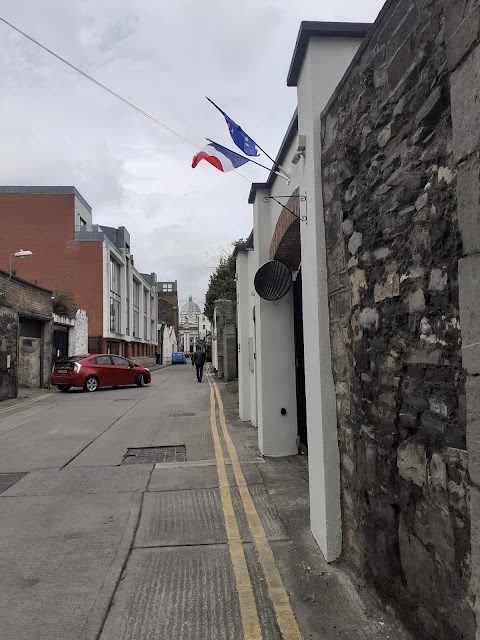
110, 356, 132, 386
90, 355, 115, 387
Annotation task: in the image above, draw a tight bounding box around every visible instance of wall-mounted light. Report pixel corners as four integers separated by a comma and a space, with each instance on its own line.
291, 134, 306, 165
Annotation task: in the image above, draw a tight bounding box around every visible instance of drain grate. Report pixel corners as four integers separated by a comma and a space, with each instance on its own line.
169, 412, 195, 417
0, 472, 27, 494
122, 446, 187, 465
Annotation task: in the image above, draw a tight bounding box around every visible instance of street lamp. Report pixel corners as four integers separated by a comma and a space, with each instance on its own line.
9, 250, 33, 279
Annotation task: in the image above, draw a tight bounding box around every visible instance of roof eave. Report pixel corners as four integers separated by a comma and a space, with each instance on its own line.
287, 21, 372, 87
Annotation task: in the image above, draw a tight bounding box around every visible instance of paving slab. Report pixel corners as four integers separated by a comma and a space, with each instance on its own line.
0, 493, 139, 640
148, 464, 220, 491
148, 460, 264, 491
0, 417, 116, 472
268, 540, 411, 639
3, 464, 152, 496
99, 546, 247, 640
135, 486, 288, 548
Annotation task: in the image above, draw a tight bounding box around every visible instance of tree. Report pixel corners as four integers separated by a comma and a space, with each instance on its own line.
204, 240, 243, 321
52, 290, 77, 317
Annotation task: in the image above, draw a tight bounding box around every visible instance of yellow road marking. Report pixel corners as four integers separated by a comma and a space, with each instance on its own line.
207, 377, 263, 640
209, 374, 303, 640
0, 392, 55, 415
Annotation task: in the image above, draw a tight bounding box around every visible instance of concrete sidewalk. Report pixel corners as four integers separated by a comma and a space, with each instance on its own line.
216, 378, 412, 640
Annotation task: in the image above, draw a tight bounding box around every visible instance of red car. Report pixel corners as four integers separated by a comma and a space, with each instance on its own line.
51, 354, 151, 392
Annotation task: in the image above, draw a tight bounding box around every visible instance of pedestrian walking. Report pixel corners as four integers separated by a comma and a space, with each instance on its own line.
192, 346, 206, 382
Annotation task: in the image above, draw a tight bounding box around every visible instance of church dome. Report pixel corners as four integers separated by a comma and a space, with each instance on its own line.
181, 295, 201, 314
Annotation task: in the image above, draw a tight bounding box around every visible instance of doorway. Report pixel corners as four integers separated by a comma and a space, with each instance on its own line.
293, 270, 307, 453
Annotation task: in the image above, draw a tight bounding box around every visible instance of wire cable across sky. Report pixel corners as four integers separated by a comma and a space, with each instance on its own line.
0, 15, 251, 182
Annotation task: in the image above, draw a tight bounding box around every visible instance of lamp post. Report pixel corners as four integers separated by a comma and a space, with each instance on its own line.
9, 250, 33, 279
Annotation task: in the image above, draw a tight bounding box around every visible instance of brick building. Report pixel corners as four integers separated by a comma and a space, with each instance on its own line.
0, 269, 53, 399
0, 187, 157, 360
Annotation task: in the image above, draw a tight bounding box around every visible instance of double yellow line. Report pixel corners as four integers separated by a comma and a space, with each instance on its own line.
206, 372, 302, 639
0, 392, 55, 416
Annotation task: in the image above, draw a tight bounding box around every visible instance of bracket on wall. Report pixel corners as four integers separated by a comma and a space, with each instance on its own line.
263, 195, 307, 221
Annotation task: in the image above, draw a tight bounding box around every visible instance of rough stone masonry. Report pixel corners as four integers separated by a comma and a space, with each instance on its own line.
320, 0, 480, 638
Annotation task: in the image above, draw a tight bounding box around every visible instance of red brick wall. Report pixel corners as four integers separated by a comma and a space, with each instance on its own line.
269, 188, 301, 270
0, 193, 104, 336
158, 290, 178, 333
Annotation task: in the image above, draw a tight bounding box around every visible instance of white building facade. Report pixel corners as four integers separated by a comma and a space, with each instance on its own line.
235, 22, 369, 562
178, 296, 211, 353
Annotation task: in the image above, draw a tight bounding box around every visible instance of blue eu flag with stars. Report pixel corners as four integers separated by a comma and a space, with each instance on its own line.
207, 97, 259, 157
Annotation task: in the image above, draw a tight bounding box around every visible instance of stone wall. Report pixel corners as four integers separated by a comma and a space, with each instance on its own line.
321, 1, 474, 638
71, 309, 88, 355
0, 270, 53, 391
447, 0, 480, 635
0, 305, 17, 400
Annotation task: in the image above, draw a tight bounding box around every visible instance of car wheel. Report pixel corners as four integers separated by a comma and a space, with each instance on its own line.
58, 384, 71, 392
136, 373, 146, 387
84, 376, 99, 392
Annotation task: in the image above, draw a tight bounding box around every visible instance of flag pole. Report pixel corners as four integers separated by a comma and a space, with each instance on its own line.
206, 97, 290, 182
255, 143, 291, 182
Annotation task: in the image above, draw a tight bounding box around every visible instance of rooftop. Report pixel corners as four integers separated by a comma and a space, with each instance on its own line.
0, 186, 92, 211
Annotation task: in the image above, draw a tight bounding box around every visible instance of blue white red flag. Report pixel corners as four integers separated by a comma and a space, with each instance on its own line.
206, 97, 259, 157
192, 140, 250, 173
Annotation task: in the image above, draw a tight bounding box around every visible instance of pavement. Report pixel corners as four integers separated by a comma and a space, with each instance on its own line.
0, 365, 412, 639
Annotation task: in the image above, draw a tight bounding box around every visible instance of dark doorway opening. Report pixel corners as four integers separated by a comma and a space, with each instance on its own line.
53, 327, 69, 361
293, 269, 307, 453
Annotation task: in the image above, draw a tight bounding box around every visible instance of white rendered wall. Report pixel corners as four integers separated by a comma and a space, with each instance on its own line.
247, 250, 258, 427
296, 37, 364, 561
236, 251, 251, 421
253, 192, 298, 456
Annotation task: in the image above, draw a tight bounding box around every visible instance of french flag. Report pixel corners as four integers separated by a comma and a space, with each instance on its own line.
192, 140, 250, 173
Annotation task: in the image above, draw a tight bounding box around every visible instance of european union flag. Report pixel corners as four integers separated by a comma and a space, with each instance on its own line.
207, 97, 259, 157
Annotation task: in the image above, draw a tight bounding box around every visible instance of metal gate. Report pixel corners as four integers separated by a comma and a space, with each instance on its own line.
293, 270, 307, 452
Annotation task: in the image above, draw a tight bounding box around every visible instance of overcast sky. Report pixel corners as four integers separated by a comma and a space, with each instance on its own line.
0, 0, 385, 308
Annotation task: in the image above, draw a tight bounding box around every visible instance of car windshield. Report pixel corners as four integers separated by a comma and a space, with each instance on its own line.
55, 355, 87, 363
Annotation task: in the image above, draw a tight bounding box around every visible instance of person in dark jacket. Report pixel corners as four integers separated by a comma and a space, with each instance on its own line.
192, 347, 206, 382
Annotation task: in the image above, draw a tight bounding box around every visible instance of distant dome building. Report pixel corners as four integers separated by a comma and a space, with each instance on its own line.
178, 295, 211, 353
180, 296, 201, 321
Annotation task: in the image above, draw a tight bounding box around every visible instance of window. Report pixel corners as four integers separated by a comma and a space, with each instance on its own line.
143, 289, 148, 338
203, 325, 205, 330
163, 283, 173, 292
126, 297, 130, 336
110, 259, 121, 333
133, 281, 140, 337
90, 355, 112, 365
111, 356, 129, 367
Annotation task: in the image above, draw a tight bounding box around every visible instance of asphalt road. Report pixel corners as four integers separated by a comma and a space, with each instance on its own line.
0, 365, 411, 640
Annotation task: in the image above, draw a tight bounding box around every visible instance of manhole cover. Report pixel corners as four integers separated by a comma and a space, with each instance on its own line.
0, 472, 27, 494
169, 412, 195, 417
122, 446, 187, 465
